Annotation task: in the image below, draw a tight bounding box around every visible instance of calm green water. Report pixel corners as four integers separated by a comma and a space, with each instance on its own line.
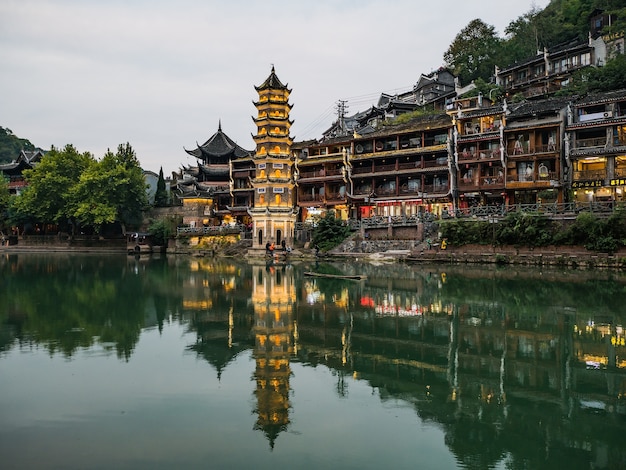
1, 253, 625, 470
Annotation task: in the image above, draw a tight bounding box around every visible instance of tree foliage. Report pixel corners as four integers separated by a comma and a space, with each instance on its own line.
444, 0, 626, 87
13, 144, 94, 226
311, 211, 351, 251
561, 53, 626, 95
440, 208, 626, 254
444, 19, 502, 86
148, 217, 177, 246
72, 143, 148, 232
0, 176, 9, 231
12, 142, 147, 234
154, 166, 169, 207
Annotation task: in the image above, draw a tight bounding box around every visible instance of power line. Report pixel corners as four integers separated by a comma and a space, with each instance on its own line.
297, 84, 415, 140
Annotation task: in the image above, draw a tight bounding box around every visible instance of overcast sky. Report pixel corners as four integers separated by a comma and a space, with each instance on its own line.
1, 0, 551, 175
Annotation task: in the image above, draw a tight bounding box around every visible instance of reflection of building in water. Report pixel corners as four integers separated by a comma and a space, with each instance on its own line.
180, 260, 255, 378
251, 263, 296, 448
293, 267, 626, 468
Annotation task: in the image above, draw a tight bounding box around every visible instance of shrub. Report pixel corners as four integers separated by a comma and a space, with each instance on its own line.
311, 211, 352, 251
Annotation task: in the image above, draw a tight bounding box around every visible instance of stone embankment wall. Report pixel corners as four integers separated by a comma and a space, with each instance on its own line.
331, 238, 419, 254
2, 235, 126, 252
408, 243, 626, 269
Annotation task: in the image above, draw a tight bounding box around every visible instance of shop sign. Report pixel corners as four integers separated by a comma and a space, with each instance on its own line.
610, 179, 626, 186
572, 180, 603, 189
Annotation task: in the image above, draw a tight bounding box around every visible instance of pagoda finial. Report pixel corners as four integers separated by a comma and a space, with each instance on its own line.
218, 119, 222, 132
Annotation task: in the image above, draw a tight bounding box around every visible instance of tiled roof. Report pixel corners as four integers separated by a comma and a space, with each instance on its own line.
255, 65, 290, 92
574, 88, 626, 106
498, 39, 589, 74
508, 96, 572, 117
185, 122, 252, 161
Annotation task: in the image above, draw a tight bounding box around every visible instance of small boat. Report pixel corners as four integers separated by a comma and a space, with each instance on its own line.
303, 271, 367, 280
127, 232, 154, 255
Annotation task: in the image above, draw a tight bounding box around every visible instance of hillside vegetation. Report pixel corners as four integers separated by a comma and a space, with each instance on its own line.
0, 127, 38, 164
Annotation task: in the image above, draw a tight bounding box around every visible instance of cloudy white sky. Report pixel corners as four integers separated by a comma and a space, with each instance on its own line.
1, 0, 551, 175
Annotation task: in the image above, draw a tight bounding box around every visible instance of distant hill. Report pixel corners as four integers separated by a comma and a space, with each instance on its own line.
0, 127, 41, 164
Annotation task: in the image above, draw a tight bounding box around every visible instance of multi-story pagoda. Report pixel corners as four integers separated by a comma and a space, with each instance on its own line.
248, 66, 297, 250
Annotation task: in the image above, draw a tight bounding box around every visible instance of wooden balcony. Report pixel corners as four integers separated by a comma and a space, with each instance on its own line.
298, 193, 323, 202
459, 149, 500, 161
573, 170, 606, 180
574, 137, 607, 149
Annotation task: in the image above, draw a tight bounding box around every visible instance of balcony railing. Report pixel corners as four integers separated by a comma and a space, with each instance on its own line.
398, 161, 423, 170
573, 170, 606, 180
177, 224, 247, 236
351, 165, 374, 175
298, 193, 323, 202
575, 137, 606, 149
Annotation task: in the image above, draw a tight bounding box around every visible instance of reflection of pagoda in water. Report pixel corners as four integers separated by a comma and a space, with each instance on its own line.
251, 263, 296, 448
171, 258, 626, 467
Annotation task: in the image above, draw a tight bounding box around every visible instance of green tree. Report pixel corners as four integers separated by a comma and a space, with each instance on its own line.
154, 166, 168, 207
0, 175, 9, 213
311, 211, 351, 251
72, 143, 148, 233
568, 54, 626, 94
0, 176, 9, 231
501, 7, 551, 65
148, 217, 176, 246
13, 144, 94, 230
444, 19, 502, 86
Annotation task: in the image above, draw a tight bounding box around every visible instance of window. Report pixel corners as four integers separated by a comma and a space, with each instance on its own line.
581, 52, 591, 66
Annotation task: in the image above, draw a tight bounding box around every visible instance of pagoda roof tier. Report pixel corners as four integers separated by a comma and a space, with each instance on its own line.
184, 122, 252, 162
231, 155, 255, 164
199, 163, 230, 176
255, 155, 293, 162
180, 166, 201, 177
252, 116, 294, 125
248, 206, 297, 215
254, 66, 292, 93
252, 135, 294, 145
253, 100, 293, 110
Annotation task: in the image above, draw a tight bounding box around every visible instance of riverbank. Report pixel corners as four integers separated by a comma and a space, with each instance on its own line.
3, 237, 626, 270
325, 243, 626, 269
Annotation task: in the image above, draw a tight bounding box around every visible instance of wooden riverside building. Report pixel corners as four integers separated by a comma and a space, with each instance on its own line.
172, 10, 625, 230
175, 89, 626, 231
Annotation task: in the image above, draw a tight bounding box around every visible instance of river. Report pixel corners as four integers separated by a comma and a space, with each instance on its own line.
1, 253, 625, 469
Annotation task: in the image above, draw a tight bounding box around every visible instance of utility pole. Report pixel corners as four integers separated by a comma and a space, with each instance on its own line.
336, 100, 348, 136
